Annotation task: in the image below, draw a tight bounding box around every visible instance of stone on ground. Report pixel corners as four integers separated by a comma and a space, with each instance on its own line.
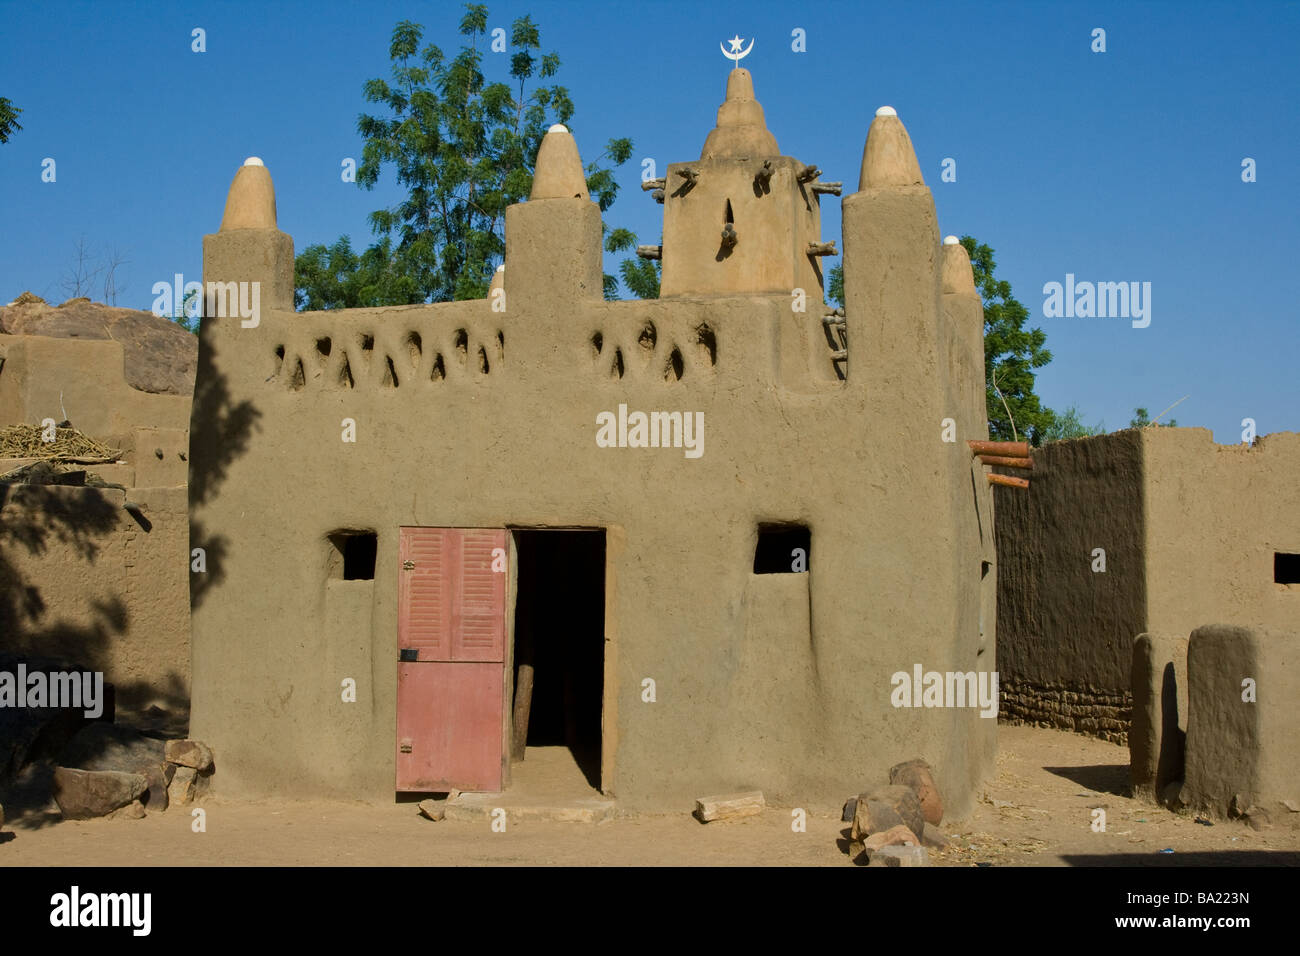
164, 739, 214, 771
167, 766, 197, 806
862, 823, 920, 852
693, 791, 765, 823
921, 822, 950, 848
852, 784, 925, 840
107, 799, 146, 820
889, 758, 943, 824
867, 845, 930, 867
52, 767, 147, 819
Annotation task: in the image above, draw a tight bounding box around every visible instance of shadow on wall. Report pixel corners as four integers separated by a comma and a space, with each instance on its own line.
0, 484, 190, 803
0, 482, 122, 664
188, 328, 261, 612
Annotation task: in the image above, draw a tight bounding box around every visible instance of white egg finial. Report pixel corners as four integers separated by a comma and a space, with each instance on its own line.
943, 236, 960, 245
548, 124, 569, 134
875, 106, 897, 117
243, 156, 264, 167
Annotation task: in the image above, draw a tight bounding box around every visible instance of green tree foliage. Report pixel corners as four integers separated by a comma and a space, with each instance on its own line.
607, 227, 659, 300
962, 236, 1054, 445
827, 262, 843, 308
1041, 404, 1105, 442
295, 7, 633, 310
0, 97, 22, 144
1129, 406, 1177, 428
294, 236, 425, 310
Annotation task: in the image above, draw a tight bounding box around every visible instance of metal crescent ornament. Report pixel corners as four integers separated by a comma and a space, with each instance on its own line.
720, 37, 754, 66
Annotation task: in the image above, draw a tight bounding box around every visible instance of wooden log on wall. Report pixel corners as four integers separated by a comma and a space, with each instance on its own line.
967, 440, 1030, 457
987, 473, 1030, 489
978, 454, 1033, 469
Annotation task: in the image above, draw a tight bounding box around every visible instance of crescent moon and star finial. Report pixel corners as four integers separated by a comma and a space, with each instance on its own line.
720, 34, 754, 68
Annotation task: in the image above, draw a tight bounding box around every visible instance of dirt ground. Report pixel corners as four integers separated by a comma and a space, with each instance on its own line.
2, 724, 1297, 866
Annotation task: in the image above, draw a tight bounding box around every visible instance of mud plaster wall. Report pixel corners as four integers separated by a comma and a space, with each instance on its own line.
995, 427, 1300, 744
0, 335, 192, 705
191, 144, 996, 814
0, 335, 190, 436
1142, 428, 1300, 637
993, 431, 1145, 742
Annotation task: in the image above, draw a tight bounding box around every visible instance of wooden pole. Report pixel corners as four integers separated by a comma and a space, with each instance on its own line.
967, 440, 1029, 457
978, 454, 1033, 469
987, 473, 1029, 489
511, 621, 534, 762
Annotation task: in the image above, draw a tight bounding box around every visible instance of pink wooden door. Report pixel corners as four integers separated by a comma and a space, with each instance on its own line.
396, 528, 507, 791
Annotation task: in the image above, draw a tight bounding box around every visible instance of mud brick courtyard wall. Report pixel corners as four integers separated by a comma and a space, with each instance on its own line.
995, 428, 1300, 743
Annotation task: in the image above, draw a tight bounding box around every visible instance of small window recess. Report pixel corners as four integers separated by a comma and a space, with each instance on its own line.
753, 525, 810, 574
328, 531, 377, 580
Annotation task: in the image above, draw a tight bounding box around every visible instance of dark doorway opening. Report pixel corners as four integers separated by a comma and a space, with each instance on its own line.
1276, 552, 1300, 585
510, 529, 605, 791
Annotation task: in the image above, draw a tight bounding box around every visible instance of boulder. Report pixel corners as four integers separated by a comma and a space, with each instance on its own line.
52, 767, 147, 819
167, 766, 197, 806
851, 798, 903, 842
418, 799, 445, 822
0, 297, 196, 395
841, 797, 856, 822
164, 739, 213, 771
852, 784, 925, 841
59, 723, 172, 810
889, 759, 943, 824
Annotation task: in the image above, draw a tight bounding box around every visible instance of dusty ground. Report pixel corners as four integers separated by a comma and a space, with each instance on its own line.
2, 724, 1297, 866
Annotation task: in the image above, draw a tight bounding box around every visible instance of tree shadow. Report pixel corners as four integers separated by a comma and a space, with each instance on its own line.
187, 325, 261, 610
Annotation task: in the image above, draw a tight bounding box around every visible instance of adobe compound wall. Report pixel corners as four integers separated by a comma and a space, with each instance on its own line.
0, 320, 193, 709
995, 428, 1300, 743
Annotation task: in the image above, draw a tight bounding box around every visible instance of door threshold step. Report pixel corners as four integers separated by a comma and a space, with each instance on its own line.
445, 792, 616, 824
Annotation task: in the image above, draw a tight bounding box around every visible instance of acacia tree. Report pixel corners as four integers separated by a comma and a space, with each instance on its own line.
296, 7, 633, 309
962, 236, 1054, 444
606, 228, 660, 299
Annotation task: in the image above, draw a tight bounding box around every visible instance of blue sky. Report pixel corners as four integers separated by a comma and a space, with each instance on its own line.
1, 0, 1296, 440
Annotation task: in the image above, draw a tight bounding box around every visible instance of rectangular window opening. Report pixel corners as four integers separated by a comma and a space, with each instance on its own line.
328, 530, 377, 580
1275, 552, 1300, 585
753, 524, 810, 574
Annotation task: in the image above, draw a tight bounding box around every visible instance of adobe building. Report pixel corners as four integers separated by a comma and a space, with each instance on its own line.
0, 297, 194, 717
189, 69, 1001, 811
994, 427, 1300, 745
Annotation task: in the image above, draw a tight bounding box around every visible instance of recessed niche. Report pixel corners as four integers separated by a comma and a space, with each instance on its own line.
328, 531, 377, 581
754, 525, 810, 574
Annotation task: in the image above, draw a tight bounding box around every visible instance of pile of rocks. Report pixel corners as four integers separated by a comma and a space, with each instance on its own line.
843, 758, 948, 867
51, 725, 214, 820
